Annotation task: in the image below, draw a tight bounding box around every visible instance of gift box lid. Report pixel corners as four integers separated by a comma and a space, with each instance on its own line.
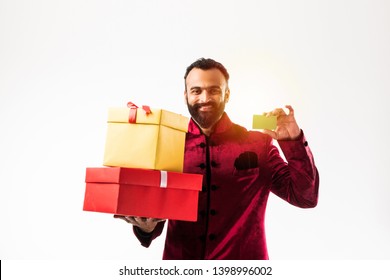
107, 107, 189, 132
85, 167, 202, 191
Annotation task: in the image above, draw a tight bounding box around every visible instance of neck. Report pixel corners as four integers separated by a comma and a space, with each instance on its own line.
199, 126, 214, 137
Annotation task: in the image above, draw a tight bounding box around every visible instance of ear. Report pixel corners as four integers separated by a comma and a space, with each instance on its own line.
184, 90, 188, 105
224, 88, 230, 103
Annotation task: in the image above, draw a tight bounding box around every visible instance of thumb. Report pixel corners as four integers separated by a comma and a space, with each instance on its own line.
261, 129, 278, 139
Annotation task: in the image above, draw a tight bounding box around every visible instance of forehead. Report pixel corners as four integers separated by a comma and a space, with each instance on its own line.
185, 68, 227, 88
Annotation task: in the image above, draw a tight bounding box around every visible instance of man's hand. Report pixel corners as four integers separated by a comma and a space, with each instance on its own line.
262, 105, 301, 140
114, 215, 165, 233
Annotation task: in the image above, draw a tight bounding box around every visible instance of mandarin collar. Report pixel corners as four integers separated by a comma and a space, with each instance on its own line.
188, 112, 233, 136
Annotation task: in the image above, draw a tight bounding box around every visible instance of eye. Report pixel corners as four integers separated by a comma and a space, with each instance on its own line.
190, 88, 201, 95
209, 88, 222, 95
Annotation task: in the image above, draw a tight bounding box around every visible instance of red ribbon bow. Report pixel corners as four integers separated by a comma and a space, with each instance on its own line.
127, 102, 151, 123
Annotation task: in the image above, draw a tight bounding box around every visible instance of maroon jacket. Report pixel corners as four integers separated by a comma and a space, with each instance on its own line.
134, 113, 319, 259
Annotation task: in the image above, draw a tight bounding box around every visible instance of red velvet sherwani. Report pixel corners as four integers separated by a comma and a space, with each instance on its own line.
134, 112, 319, 259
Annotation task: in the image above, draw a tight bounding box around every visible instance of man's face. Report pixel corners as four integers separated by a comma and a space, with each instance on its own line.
184, 68, 230, 129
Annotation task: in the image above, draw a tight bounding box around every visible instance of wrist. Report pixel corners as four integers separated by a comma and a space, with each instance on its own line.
291, 129, 303, 140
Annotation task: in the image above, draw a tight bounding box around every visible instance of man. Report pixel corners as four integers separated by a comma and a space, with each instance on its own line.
115, 58, 319, 260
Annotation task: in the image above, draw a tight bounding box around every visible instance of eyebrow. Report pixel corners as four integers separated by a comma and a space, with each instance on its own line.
189, 85, 221, 91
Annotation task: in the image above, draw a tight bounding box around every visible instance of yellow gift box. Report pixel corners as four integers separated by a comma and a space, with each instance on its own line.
103, 103, 189, 172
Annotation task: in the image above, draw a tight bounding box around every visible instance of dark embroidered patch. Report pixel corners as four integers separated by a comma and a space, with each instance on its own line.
234, 151, 258, 170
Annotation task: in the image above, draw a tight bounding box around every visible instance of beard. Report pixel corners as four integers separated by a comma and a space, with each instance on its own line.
186, 99, 226, 129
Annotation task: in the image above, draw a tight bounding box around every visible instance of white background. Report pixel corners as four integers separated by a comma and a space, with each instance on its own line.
1, 0, 389, 260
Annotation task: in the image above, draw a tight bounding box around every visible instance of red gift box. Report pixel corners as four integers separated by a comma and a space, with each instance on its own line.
83, 167, 203, 222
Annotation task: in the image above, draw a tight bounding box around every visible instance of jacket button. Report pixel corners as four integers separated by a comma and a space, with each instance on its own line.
211, 185, 218, 191
209, 234, 216, 241
199, 142, 206, 148
198, 163, 206, 169
210, 209, 217, 216
304, 141, 308, 146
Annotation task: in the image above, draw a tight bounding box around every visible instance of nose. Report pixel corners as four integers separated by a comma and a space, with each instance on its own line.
199, 89, 211, 103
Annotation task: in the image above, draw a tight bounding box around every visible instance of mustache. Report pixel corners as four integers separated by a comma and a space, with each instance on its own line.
192, 101, 218, 110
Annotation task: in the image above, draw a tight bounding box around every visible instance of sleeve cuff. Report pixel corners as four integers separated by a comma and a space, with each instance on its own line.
134, 226, 153, 238
277, 130, 310, 160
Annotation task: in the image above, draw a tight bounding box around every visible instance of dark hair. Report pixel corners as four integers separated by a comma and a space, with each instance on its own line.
184, 58, 230, 83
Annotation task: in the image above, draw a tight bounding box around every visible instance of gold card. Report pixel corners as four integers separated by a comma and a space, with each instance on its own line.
252, 115, 277, 130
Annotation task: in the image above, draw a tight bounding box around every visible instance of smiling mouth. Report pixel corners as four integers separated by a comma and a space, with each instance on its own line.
199, 105, 214, 112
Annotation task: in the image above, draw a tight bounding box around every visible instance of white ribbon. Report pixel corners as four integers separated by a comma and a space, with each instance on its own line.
160, 170, 168, 188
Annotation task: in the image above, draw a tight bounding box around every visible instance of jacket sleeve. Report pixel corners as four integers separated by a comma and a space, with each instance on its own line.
268, 130, 319, 208
132, 221, 166, 248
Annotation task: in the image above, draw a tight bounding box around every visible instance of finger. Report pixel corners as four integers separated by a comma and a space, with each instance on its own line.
113, 214, 127, 221
267, 108, 286, 118
261, 129, 278, 140
115, 215, 165, 225
126, 216, 138, 224
132, 217, 143, 224
285, 105, 294, 116
151, 218, 166, 223
135, 217, 166, 224
114, 215, 133, 224
134, 216, 152, 224
276, 108, 287, 116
